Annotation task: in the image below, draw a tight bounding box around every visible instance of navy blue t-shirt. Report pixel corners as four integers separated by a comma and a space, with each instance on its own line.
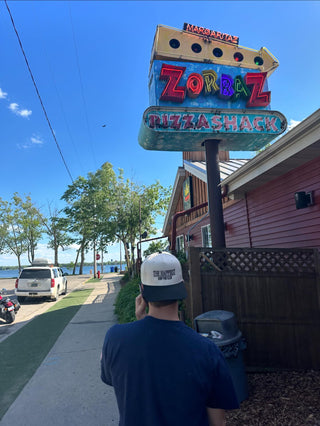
101, 316, 239, 426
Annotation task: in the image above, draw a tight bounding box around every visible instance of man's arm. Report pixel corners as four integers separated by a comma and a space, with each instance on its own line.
206, 408, 226, 426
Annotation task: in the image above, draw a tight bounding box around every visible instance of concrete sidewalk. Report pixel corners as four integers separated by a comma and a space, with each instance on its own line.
1, 275, 121, 426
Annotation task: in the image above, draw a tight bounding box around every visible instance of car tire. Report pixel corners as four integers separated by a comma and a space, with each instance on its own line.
17, 296, 26, 304
62, 281, 67, 295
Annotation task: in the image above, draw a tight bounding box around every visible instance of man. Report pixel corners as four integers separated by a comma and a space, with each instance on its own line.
101, 252, 239, 426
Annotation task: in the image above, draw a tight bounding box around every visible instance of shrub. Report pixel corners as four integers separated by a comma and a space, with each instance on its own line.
114, 276, 140, 323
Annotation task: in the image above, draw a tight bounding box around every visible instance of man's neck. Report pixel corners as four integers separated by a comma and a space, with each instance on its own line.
147, 302, 180, 321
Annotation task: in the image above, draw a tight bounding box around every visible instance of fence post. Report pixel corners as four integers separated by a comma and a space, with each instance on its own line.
313, 249, 320, 311
188, 247, 204, 323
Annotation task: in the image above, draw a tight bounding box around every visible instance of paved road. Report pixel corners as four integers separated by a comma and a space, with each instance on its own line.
0, 275, 92, 343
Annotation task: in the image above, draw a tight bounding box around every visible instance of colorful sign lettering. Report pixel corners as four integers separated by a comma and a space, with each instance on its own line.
138, 107, 287, 152
159, 64, 270, 107
183, 23, 239, 45
183, 177, 193, 210
147, 110, 282, 133
149, 60, 271, 110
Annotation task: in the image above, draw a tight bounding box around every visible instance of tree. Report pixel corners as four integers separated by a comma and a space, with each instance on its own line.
42, 205, 73, 266
61, 175, 96, 274
143, 239, 168, 258
61, 162, 171, 276
0, 193, 43, 271
61, 162, 117, 273
0, 197, 26, 271
111, 175, 171, 274
13, 194, 44, 264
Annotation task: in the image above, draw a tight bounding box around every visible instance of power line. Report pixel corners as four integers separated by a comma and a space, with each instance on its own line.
4, 0, 74, 183
68, 3, 97, 170
45, 49, 86, 176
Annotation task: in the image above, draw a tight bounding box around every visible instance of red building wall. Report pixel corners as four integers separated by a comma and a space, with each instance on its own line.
245, 156, 320, 249
224, 200, 251, 247
173, 156, 320, 250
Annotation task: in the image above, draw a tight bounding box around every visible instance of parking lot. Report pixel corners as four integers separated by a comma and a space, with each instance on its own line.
0, 274, 92, 342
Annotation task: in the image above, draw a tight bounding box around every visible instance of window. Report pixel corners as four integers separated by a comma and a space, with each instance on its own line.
176, 235, 185, 253
201, 225, 211, 247
20, 269, 51, 279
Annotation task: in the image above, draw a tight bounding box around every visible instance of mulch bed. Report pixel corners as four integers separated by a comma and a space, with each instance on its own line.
226, 370, 320, 425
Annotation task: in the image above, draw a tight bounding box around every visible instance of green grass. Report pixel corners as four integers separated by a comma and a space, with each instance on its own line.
86, 277, 103, 283
0, 288, 93, 420
114, 276, 140, 323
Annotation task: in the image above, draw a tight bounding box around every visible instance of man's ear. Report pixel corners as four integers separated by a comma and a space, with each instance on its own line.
140, 284, 148, 303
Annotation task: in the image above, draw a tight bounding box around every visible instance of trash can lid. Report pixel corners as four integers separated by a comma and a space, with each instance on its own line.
194, 310, 241, 345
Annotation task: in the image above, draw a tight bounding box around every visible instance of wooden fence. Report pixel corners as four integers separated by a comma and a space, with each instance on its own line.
185, 247, 320, 370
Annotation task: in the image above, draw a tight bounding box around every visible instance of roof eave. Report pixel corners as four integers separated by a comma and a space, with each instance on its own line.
223, 109, 320, 199
162, 167, 186, 236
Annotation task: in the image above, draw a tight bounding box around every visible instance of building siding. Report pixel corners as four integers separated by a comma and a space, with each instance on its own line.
169, 155, 320, 251
247, 156, 320, 249
224, 200, 251, 247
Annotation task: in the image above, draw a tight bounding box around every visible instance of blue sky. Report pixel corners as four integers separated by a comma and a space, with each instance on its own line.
0, 1, 319, 266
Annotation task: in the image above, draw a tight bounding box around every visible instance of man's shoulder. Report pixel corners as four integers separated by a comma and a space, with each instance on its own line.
107, 318, 147, 338
109, 320, 141, 331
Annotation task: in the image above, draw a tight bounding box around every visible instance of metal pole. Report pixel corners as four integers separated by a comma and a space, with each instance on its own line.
93, 240, 97, 278
204, 139, 226, 248
139, 199, 142, 270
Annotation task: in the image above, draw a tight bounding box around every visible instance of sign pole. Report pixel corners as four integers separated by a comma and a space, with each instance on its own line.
203, 139, 226, 248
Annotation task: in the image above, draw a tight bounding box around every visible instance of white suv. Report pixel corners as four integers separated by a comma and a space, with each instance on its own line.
15, 258, 67, 303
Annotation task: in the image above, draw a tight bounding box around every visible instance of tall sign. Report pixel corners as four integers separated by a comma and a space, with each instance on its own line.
140, 24, 286, 152
138, 24, 287, 247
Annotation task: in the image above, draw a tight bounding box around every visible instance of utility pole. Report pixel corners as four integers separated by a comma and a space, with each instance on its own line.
93, 240, 97, 278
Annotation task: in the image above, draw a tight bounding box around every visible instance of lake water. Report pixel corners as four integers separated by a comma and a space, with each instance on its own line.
0, 264, 123, 279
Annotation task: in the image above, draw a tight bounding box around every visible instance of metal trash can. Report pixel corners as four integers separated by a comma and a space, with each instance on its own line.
194, 310, 248, 403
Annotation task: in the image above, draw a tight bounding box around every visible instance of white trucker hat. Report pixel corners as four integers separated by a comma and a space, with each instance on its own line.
141, 252, 187, 302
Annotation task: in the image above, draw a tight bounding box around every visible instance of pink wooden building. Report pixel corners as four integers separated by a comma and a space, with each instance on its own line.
163, 109, 320, 252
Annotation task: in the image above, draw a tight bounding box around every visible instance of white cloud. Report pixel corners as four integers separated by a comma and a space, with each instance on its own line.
18, 144, 31, 149
0, 88, 8, 99
67, 243, 81, 251
288, 119, 301, 131
30, 136, 44, 145
9, 102, 19, 112
18, 135, 45, 149
8, 102, 32, 118
18, 109, 32, 118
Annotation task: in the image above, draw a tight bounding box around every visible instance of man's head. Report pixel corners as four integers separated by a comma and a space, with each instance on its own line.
140, 252, 187, 303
